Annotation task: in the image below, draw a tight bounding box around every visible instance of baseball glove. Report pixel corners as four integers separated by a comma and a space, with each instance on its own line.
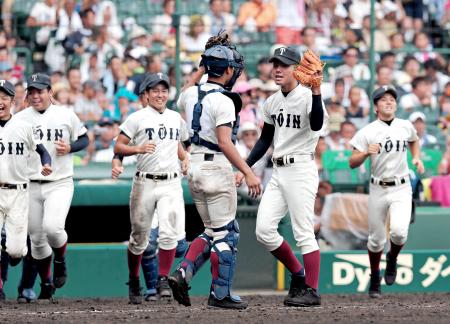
205, 31, 232, 50
293, 49, 325, 88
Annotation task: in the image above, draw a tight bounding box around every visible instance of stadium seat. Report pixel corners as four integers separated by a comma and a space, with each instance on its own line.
321, 150, 369, 192
407, 148, 443, 177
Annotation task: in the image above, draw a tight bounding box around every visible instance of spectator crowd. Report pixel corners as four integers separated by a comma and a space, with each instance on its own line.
0, 0, 449, 178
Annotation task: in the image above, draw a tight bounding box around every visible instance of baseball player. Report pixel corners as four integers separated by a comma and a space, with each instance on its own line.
168, 42, 261, 310
112, 153, 189, 301
349, 85, 424, 298
113, 73, 190, 305
0, 79, 52, 302
236, 47, 326, 307
15, 73, 89, 302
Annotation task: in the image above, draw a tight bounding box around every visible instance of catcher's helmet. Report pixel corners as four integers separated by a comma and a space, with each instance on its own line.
202, 45, 243, 78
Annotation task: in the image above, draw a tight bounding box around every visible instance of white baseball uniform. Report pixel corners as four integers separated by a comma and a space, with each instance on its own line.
350, 118, 419, 252
15, 104, 87, 259
178, 83, 237, 235
120, 106, 188, 255
0, 116, 40, 259
255, 84, 327, 254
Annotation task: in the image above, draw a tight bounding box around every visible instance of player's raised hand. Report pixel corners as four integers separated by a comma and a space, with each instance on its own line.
41, 164, 52, 176
235, 171, 244, 187
244, 172, 262, 198
412, 158, 425, 174
137, 141, 156, 154
367, 143, 381, 155
54, 139, 71, 156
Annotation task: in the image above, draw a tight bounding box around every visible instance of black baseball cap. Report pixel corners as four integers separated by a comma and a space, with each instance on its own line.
26, 73, 51, 90
0, 79, 15, 97
98, 116, 114, 127
144, 73, 170, 90
269, 47, 300, 66
372, 85, 397, 104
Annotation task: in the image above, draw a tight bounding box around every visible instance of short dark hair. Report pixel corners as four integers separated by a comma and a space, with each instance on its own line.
343, 46, 360, 57
380, 51, 395, 61
402, 55, 419, 69
80, 7, 94, 19
424, 59, 441, 71
412, 76, 432, 89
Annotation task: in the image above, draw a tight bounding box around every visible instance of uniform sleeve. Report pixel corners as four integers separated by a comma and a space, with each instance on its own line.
27, 124, 41, 151
179, 117, 190, 142
214, 95, 236, 126
406, 121, 419, 142
349, 129, 368, 153
119, 114, 138, 139
177, 90, 186, 113
69, 110, 87, 141
262, 98, 273, 125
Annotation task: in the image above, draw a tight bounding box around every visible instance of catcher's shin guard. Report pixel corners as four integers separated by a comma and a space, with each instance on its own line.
181, 233, 212, 282
211, 220, 241, 301
141, 228, 159, 290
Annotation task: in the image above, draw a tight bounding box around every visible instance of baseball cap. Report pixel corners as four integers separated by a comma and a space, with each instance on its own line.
269, 47, 300, 66
0, 79, 15, 96
26, 73, 51, 90
372, 85, 397, 104
409, 111, 426, 123
144, 73, 170, 90
98, 116, 114, 127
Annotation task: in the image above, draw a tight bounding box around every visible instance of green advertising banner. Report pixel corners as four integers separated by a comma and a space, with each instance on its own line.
278, 250, 450, 293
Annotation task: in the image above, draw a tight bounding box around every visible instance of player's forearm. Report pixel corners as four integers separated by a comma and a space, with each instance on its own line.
349, 150, 369, 169
178, 143, 188, 161
35, 144, 52, 166
218, 139, 254, 176
247, 122, 274, 167
408, 141, 420, 160
112, 153, 124, 162
309, 94, 324, 131
69, 133, 89, 153
114, 143, 139, 156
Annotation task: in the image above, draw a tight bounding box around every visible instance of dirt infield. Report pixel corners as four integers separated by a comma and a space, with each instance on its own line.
0, 293, 449, 323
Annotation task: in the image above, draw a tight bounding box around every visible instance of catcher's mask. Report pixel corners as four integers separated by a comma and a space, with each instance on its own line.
224, 47, 244, 91
202, 45, 243, 78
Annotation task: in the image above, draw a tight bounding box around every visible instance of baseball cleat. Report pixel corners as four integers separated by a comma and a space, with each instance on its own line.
156, 276, 172, 299
38, 282, 56, 303
368, 273, 382, 298
17, 288, 37, 304
284, 274, 305, 305
384, 253, 397, 286
127, 278, 142, 304
207, 294, 248, 310
168, 269, 191, 306
0, 288, 5, 302
53, 260, 67, 288
284, 286, 321, 307
144, 288, 158, 302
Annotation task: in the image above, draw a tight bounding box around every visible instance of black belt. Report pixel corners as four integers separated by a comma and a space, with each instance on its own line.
30, 180, 53, 184
273, 156, 294, 167
135, 171, 177, 181
371, 177, 406, 187
272, 153, 314, 167
0, 183, 27, 190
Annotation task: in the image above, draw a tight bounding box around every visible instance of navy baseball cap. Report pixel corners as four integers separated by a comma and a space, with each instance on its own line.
98, 116, 114, 127
372, 85, 397, 104
269, 47, 300, 66
26, 73, 51, 90
144, 73, 170, 90
0, 79, 15, 97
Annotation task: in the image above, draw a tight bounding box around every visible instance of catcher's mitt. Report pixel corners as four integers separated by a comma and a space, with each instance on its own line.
205, 31, 232, 50
293, 49, 325, 88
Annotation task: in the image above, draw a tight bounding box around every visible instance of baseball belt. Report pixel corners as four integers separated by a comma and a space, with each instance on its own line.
0, 183, 27, 190
272, 153, 314, 167
135, 171, 178, 181
370, 176, 407, 187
